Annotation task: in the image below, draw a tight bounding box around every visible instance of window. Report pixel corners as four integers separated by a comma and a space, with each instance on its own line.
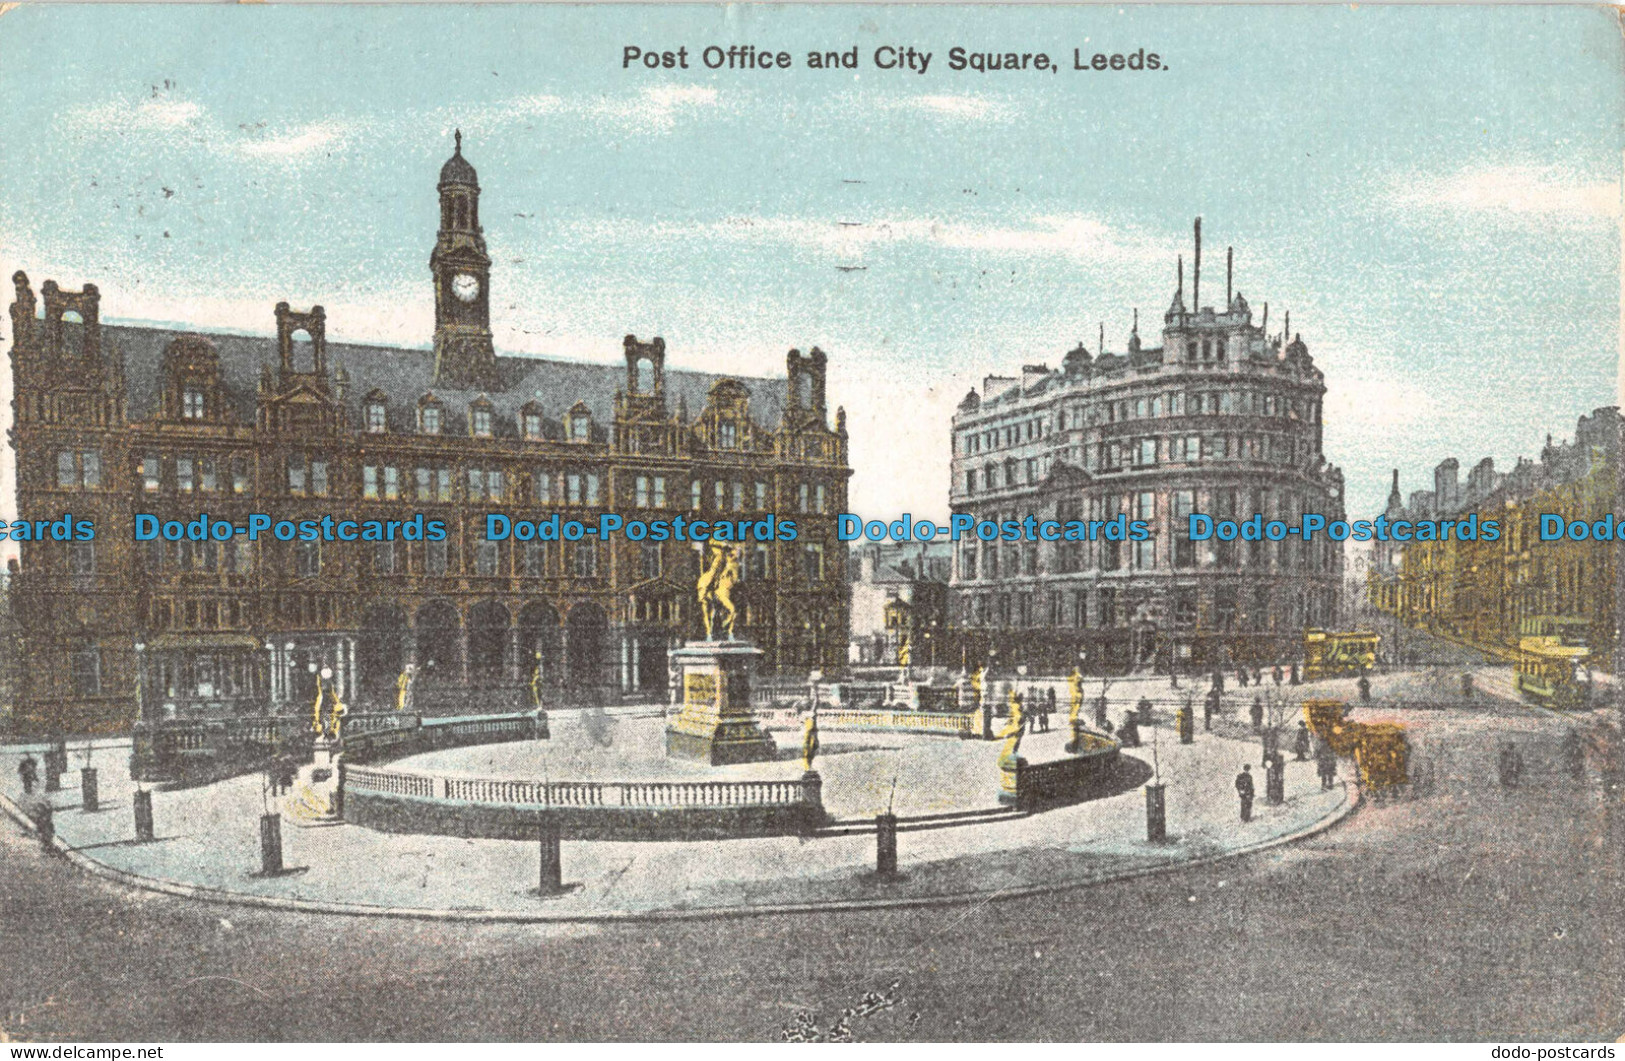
56, 452, 76, 489
523, 541, 547, 578
652, 476, 666, 508
748, 544, 768, 580
961, 545, 978, 580
287, 454, 306, 496
641, 542, 662, 579
476, 540, 499, 576
81, 451, 101, 487
364, 466, 380, 500
183, 388, 205, 420
523, 412, 543, 440
310, 461, 329, 498
177, 458, 195, 494
798, 484, 809, 513
1137, 439, 1157, 466
199, 458, 217, 493
234, 540, 253, 574
691, 480, 703, 510
731, 481, 744, 512
372, 541, 396, 576
420, 405, 442, 435
143, 455, 161, 493
1173, 490, 1195, 521
69, 541, 95, 575
72, 648, 101, 697
468, 468, 485, 500
1136, 491, 1156, 521
295, 540, 321, 578
533, 470, 554, 504
965, 470, 977, 495
232, 459, 249, 494
573, 540, 598, 578
636, 476, 650, 507
803, 543, 825, 581
384, 466, 401, 501
719, 423, 737, 449
715, 481, 725, 510
1174, 537, 1197, 569
426, 539, 448, 577
570, 416, 590, 442
472, 407, 493, 438
1134, 538, 1155, 569
366, 403, 387, 434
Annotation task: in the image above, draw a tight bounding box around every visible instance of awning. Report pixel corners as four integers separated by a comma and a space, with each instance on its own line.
144, 633, 263, 651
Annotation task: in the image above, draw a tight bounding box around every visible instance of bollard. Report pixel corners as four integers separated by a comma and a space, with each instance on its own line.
34, 803, 54, 850
1266, 757, 1285, 805
80, 767, 99, 813
259, 811, 283, 875
875, 812, 898, 878
1145, 783, 1167, 842
133, 789, 154, 842
538, 819, 565, 895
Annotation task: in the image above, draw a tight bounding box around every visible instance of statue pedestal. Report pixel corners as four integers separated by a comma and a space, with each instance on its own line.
665, 641, 777, 766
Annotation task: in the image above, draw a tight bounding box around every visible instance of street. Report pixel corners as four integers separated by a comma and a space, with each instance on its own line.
1, 689, 1620, 1042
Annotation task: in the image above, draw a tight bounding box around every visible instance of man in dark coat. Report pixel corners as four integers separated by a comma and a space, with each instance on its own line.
1316, 741, 1337, 789
17, 755, 38, 795
1249, 696, 1265, 733
1294, 721, 1312, 761
1236, 764, 1255, 822
1204, 689, 1220, 731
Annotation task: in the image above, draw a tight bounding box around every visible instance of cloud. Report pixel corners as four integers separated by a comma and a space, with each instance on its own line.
235, 120, 350, 160
562, 212, 1172, 265
67, 94, 204, 135
1387, 163, 1621, 224
877, 93, 1012, 122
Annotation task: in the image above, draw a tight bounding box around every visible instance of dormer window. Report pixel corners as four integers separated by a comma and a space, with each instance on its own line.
523, 412, 543, 440
564, 402, 592, 443
366, 402, 387, 434
420, 402, 443, 436
719, 423, 738, 449
182, 388, 205, 420
472, 407, 493, 438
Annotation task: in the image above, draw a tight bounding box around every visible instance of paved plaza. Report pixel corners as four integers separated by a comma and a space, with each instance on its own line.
0, 680, 1361, 920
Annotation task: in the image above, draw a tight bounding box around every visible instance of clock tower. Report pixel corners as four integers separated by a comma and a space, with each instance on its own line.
431, 130, 499, 390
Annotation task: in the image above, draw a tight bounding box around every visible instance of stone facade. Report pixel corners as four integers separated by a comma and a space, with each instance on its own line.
7, 136, 851, 735
1367, 407, 1619, 668
948, 221, 1346, 673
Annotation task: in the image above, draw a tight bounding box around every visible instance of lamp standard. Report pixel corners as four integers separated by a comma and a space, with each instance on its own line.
133, 641, 148, 722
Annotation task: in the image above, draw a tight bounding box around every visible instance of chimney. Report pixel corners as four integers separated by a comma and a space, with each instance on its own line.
1192, 217, 1201, 311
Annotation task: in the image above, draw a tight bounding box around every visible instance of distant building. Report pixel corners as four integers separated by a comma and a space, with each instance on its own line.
6, 135, 852, 734
947, 220, 1346, 673
1368, 406, 1619, 666
848, 542, 952, 666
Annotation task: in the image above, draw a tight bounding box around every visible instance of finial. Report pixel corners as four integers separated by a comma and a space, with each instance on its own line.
1099, 322, 1104, 352
454, 129, 462, 154
1132, 307, 1138, 334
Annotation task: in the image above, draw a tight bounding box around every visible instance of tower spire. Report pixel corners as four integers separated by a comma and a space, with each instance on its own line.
1099, 321, 1104, 353
1192, 217, 1201, 312
1226, 246, 1233, 307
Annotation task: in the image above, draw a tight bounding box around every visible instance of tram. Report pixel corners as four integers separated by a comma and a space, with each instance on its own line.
1303, 629, 1380, 681
1514, 616, 1593, 710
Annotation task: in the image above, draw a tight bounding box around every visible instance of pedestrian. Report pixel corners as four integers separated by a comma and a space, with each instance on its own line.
1253, 667, 1263, 686
1357, 674, 1371, 703
1294, 721, 1311, 762
1093, 695, 1108, 729
1289, 663, 1300, 686
1119, 713, 1140, 748
1044, 687, 1056, 732
1562, 729, 1585, 781
1249, 696, 1264, 734
1204, 689, 1219, 731
1316, 742, 1337, 789
17, 754, 38, 795
1272, 665, 1283, 687
1212, 670, 1225, 694
1498, 742, 1522, 789
1236, 764, 1255, 822
1136, 696, 1153, 725
1238, 667, 1249, 688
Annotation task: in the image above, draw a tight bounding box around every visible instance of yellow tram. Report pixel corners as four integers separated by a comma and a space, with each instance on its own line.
1514, 616, 1593, 710
1303, 629, 1379, 681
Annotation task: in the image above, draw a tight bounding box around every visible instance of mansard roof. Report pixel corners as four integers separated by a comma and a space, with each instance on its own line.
99, 323, 788, 437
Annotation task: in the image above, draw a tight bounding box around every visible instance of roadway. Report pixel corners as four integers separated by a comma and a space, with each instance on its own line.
0, 669, 1620, 1042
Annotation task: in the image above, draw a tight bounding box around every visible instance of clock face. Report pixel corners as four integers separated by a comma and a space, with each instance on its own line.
451, 273, 480, 303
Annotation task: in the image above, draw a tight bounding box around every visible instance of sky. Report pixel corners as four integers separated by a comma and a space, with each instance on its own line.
0, 3, 1619, 526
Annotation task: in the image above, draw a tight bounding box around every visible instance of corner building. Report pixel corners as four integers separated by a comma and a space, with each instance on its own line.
948, 222, 1345, 672
7, 136, 851, 734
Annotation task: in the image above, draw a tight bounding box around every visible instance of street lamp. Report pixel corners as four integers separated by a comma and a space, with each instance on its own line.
133, 641, 147, 722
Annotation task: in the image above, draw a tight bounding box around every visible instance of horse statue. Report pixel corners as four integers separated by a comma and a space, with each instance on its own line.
697, 543, 740, 641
